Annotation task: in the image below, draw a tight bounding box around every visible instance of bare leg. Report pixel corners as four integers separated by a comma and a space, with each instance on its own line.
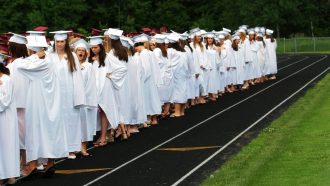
119, 123, 127, 140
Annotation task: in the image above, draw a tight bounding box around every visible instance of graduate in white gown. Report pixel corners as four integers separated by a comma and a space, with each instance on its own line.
0, 61, 19, 185
48, 31, 86, 159
167, 33, 189, 117
216, 34, 227, 93
204, 33, 220, 101
189, 28, 208, 104
133, 34, 162, 125
120, 37, 146, 134
6, 33, 29, 170
153, 34, 173, 118
106, 35, 128, 140
256, 33, 267, 80
248, 30, 262, 83
264, 29, 277, 80
179, 34, 199, 106
74, 39, 98, 156
238, 28, 253, 90
89, 30, 120, 146
17, 35, 68, 178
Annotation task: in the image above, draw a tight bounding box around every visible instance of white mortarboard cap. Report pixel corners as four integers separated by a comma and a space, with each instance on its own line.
254, 27, 260, 33
248, 30, 255, 35
232, 35, 240, 41
132, 33, 150, 44
120, 36, 133, 48
167, 33, 180, 43
200, 29, 207, 36
260, 27, 266, 33
266, 29, 274, 35
218, 34, 225, 39
49, 30, 72, 41
205, 32, 215, 38
26, 35, 48, 52
87, 36, 104, 46
74, 39, 89, 51
105, 28, 123, 40
179, 31, 189, 40
26, 31, 45, 36
222, 28, 231, 33
238, 28, 246, 33
189, 27, 200, 35
164, 38, 169, 44
0, 53, 10, 63
9, 33, 27, 44
218, 31, 228, 36
154, 34, 166, 43
239, 25, 248, 30
256, 33, 263, 37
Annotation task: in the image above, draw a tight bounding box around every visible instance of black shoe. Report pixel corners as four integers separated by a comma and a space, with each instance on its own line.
41, 166, 56, 178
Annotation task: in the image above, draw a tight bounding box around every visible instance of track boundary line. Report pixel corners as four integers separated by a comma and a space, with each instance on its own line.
83, 55, 327, 186
171, 65, 329, 186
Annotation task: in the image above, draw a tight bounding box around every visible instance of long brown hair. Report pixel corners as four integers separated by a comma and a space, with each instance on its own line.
156, 43, 167, 58
8, 42, 28, 59
53, 39, 76, 72
111, 39, 128, 62
266, 35, 275, 43
205, 37, 215, 49
89, 44, 106, 67
169, 42, 185, 52
0, 63, 10, 75
193, 36, 204, 52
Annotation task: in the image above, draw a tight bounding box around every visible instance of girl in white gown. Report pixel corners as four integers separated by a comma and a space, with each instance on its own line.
0, 62, 19, 185
48, 31, 86, 159
74, 40, 98, 156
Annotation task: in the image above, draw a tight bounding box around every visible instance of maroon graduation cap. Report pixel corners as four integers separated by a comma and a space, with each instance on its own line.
33, 26, 48, 31
91, 28, 102, 36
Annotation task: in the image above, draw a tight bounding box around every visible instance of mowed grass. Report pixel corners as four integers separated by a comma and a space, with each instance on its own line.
202, 73, 330, 186
277, 37, 330, 54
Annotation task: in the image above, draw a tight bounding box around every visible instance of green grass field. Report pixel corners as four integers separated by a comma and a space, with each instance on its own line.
276, 37, 330, 54
202, 74, 330, 186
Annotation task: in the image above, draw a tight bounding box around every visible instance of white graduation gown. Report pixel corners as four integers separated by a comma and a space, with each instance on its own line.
218, 47, 227, 92
93, 56, 120, 129
0, 74, 19, 179
127, 54, 147, 124
256, 41, 266, 75
264, 38, 278, 75
184, 46, 199, 99
80, 61, 98, 142
206, 45, 221, 94
138, 49, 162, 115
250, 41, 262, 79
223, 40, 239, 85
239, 39, 254, 80
7, 58, 28, 150
17, 55, 68, 162
168, 48, 189, 104
49, 52, 86, 152
237, 41, 247, 84
153, 48, 173, 103
107, 53, 128, 124
190, 43, 208, 96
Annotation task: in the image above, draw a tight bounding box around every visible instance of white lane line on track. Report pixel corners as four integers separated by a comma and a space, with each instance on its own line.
84, 55, 327, 186
172, 65, 329, 186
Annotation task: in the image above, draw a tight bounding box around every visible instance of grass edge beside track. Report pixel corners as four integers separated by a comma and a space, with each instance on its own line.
202, 73, 330, 186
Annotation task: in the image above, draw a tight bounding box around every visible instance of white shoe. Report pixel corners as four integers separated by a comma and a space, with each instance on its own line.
37, 164, 45, 170
68, 154, 76, 159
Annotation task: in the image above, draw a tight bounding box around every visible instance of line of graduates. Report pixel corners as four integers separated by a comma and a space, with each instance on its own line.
0, 25, 277, 185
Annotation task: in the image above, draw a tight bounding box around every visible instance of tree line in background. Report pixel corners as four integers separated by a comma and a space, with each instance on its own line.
0, 0, 329, 37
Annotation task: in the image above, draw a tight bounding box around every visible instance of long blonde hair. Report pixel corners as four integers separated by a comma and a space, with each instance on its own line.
193, 36, 204, 52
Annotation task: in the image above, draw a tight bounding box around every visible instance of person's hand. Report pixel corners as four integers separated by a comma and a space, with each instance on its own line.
36, 50, 46, 59
106, 73, 112, 79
